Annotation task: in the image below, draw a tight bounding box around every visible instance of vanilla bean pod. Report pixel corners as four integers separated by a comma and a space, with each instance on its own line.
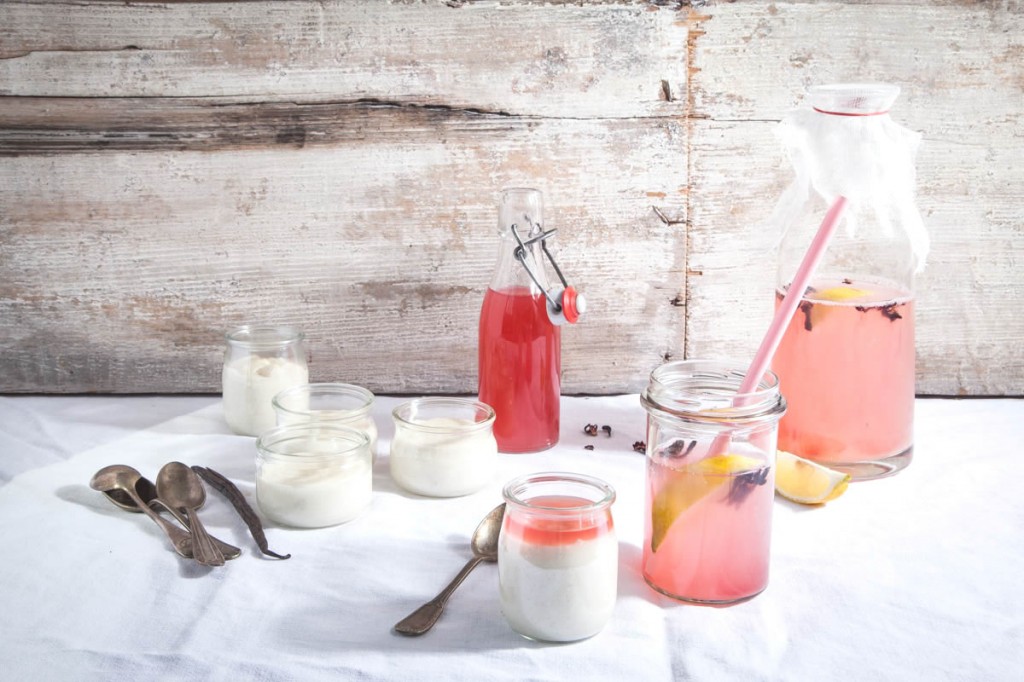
191, 465, 291, 560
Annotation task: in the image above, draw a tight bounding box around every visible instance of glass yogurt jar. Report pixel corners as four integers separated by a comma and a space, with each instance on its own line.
222, 325, 308, 437
255, 423, 372, 528
272, 383, 378, 458
389, 398, 497, 498
498, 472, 618, 642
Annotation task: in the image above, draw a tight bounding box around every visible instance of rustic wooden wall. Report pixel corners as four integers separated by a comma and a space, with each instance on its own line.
0, 1, 1020, 396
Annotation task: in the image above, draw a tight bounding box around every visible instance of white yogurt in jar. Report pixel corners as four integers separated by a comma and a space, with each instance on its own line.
498, 520, 618, 642
389, 399, 497, 498
255, 424, 371, 528
223, 355, 308, 437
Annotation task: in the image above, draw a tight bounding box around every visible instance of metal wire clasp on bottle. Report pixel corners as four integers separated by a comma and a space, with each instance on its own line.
510, 216, 585, 326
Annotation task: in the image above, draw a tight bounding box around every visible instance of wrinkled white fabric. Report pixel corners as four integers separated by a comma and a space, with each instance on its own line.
0, 395, 1021, 681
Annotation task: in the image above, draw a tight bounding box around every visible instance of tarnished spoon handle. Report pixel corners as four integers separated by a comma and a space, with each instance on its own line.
118, 482, 193, 558
394, 555, 486, 636
151, 499, 241, 560
185, 508, 226, 567
144, 506, 194, 558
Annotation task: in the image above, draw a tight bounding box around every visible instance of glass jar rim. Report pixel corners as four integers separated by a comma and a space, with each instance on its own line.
226, 325, 305, 349
641, 359, 786, 424
808, 83, 900, 115
502, 472, 616, 513
392, 397, 495, 434
256, 423, 370, 463
501, 186, 542, 198
272, 382, 374, 420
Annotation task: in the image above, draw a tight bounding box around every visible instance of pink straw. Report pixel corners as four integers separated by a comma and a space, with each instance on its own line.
739, 195, 848, 396
709, 195, 848, 455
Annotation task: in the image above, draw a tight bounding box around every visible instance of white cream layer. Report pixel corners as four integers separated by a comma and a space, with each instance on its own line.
389, 417, 497, 497
498, 530, 618, 642
256, 455, 371, 528
223, 356, 307, 437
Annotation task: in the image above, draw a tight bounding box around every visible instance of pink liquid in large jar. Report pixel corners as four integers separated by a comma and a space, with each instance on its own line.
478, 286, 560, 453
771, 278, 915, 477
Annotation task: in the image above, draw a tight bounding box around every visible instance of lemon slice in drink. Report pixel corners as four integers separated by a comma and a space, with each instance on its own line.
650, 453, 761, 552
775, 450, 851, 504
688, 453, 761, 476
817, 285, 870, 302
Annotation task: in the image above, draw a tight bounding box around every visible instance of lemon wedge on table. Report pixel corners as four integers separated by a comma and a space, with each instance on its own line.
650, 454, 761, 552
775, 450, 851, 504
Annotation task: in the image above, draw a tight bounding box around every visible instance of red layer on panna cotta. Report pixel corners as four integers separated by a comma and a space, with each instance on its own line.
503, 495, 614, 546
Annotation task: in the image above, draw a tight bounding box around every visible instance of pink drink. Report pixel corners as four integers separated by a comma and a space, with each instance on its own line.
479, 286, 560, 453
772, 278, 914, 476
642, 445, 774, 604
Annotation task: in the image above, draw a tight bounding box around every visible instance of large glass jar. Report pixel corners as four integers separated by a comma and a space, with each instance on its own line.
640, 360, 786, 605
771, 84, 927, 480
223, 325, 308, 437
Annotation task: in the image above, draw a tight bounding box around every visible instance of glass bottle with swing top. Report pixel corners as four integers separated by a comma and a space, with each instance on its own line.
478, 188, 585, 453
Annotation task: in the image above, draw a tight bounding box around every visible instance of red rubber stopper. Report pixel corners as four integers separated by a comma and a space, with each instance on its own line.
561, 287, 583, 324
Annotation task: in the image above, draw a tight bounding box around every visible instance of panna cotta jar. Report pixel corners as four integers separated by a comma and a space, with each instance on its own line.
223, 325, 308, 437
255, 423, 372, 528
499, 472, 618, 642
272, 383, 379, 458
389, 398, 497, 497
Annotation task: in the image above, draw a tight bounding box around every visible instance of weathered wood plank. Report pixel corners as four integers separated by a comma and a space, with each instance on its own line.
0, 115, 687, 393
1, 0, 1021, 396
684, 1, 1024, 396
0, 0, 688, 119
0, 97, 536, 154
0, 0, 690, 394
691, 1, 1024, 141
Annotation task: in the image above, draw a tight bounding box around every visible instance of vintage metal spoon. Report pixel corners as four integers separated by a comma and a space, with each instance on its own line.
95, 468, 241, 560
90, 465, 194, 559
155, 462, 225, 567
394, 503, 505, 636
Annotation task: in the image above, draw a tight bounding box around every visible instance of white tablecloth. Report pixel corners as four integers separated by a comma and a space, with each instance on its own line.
1, 395, 1021, 681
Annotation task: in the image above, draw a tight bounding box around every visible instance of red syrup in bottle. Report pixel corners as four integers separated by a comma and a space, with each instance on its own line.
478, 285, 561, 453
